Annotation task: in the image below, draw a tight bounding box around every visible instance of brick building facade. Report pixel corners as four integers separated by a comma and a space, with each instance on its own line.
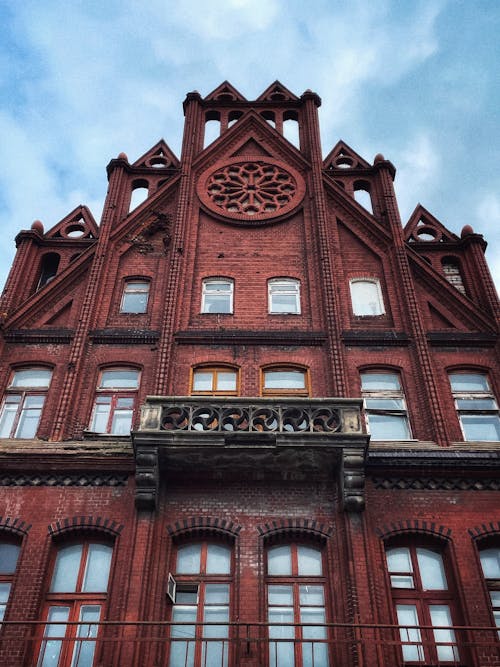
0, 81, 499, 666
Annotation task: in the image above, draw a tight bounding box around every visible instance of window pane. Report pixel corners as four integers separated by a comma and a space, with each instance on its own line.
351, 280, 384, 316
268, 545, 292, 575
100, 370, 139, 389
82, 544, 112, 592
16, 396, 45, 438
361, 373, 400, 391
365, 398, 405, 410
70, 605, 101, 667
0, 583, 11, 621
206, 544, 231, 574
204, 583, 230, 605
429, 605, 459, 662
110, 408, 133, 435
51, 544, 82, 592
215, 372, 237, 392
271, 294, 299, 313
461, 415, 500, 441
37, 606, 70, 667
417, 548, 447, 590
204, 281, 231, 292
122, 290, 148, 314
0, 543, 21, 574
300, 585, 324, 606
396, 604, 424, 662
480, 548, 500, 578
90, 400, 111, 433
11, 369, 52, 388
0, 396, 20, 437
193, 372, 213, 392
264, 371, 305, 390
268, 585, 293, 606
170, 605, 196, 667
368, 414, 410, 440
298, 546, 322, 576
456, 398, 497, 409
203, 294, 232, 313
386, 547, 412, 573
449, 373, 490, 391
177, 544, 201, 574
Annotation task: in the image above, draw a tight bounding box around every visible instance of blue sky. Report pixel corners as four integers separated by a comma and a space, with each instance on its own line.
1, 0, 499, 291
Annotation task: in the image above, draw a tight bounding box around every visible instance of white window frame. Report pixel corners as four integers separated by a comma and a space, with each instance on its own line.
449, 372, 500, 442
350, 278, 385, 316
361, 372, 411, 441
120, 280, 150, 314
201, 278, 234, 314
268, 278, 301, 314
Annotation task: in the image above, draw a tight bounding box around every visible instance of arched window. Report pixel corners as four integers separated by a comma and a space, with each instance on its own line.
350, 278, 385, 316
191, 366, 238, 396
385, 542, 460, 663
361, 371, 411, 440
479, 545, 500, 636
37, 540, 113, 666
120, 280, 150, 314
283, 111, 300, 148
0, 367, 52, 439
268, 278, 301, 314
89, 368, 140, 435
0, 540, 21, 622
266, 543, 329, 667
204, 111, 221, 148
262, 367, 309, 396
168, 541, 232, 667
37, 253, 60, 290
129, 180, 149, 211
201, 278, 233, 314
448, 372, 500, 442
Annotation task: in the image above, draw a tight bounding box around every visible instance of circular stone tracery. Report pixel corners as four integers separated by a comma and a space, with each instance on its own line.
198, 160, 305, 223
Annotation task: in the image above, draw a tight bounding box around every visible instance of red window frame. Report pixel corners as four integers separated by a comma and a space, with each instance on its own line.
266, 542, 330, 667
168, 541, 233, 667
386, 542, 463, 665
36, 540, 113, 667
0, 539, 21, 623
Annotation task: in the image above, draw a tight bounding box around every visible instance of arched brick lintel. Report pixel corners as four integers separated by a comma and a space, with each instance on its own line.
167, 517, 242, 541
258, 519, 333, 543
468, 522, 500, 541
0, 516, 31, 536
48, 516, 124, 538
376, 520, 452, 542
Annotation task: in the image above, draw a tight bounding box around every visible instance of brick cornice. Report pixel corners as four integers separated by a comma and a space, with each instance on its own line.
174, 330, 326, 346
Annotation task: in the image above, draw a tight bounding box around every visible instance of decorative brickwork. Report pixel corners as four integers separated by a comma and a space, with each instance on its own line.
372, 476, 500, 491
0, 516, 31, 535
167, 516, 241, 540
375, 521, 452, 541
257, 518, 333, 542
47, 516, 124, 537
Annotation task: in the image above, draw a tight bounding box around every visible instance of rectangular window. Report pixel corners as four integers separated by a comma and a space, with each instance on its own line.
350, 279, 385, 316
191, 368, 238, 396
201, 279, 233, 314
268, 279, 301, 314
479, 547, 500, 637
361, 372, 411, 440
0, 368, 52, 439
0, 542, 21, 622
262, 368, 308, 396
89, 369, 139, 435
120, 281, 149, 313
449, 373, 500, 441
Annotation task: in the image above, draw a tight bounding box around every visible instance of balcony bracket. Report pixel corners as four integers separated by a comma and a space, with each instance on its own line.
134, 443, 159, 510
341, 447, 366, 512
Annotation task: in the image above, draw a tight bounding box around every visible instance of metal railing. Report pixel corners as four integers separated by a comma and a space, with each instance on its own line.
1, 619, 499, 666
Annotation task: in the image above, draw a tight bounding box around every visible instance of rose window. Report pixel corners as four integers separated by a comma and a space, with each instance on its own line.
198, 160, 305, 223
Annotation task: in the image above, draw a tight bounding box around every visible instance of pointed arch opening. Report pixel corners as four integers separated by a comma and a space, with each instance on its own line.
283, 110, 300, 148
353, 181, 373, 214
204, 111, 220, 148
129, 180, 149, 212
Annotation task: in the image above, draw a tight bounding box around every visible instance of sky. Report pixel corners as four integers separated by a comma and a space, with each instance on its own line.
1, 0, 499, 292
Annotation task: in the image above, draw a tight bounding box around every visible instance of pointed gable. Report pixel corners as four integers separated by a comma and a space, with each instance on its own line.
257, 81, 298, 102
44, 205, 98, 240
405, 205, 459, 244
131, 139, 179, 169
230, 138, 273, 158
204, 81, 247, 103
323, 141, 371, 170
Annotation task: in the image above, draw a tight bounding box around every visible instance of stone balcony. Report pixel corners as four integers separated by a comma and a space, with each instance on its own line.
132, 397, 368, 512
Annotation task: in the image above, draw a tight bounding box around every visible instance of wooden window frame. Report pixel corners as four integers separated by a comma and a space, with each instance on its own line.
190, 366, 239, 396
448, 372, 500, 442
260, 366, 310, 397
